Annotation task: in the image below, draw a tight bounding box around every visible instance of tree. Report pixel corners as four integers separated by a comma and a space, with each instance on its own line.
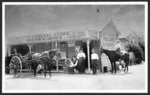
139, 41, 145, 61
125, 43, 144, 64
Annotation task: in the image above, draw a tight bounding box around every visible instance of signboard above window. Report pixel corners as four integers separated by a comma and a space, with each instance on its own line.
68, 41, 75, 47
102, 36, 116, 42
101, 36, 116, 50
7, 30, 99, 45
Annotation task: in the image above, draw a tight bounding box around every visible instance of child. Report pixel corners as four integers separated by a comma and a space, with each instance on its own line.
91, 49, 99, 74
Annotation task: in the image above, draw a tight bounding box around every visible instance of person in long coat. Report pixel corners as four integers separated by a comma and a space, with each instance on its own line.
76, 48, 86, 73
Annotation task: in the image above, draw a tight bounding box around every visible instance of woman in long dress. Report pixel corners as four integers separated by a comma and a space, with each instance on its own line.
76, 48, 86, 73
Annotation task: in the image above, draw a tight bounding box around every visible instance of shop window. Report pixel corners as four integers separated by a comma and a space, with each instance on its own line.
34, 43, 44, 53
60, 42, 67, 51
52, 42, 60, 49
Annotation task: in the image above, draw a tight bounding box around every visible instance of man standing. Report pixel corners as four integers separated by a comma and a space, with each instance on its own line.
77, 48, 86, 73
91, 49, 99, 74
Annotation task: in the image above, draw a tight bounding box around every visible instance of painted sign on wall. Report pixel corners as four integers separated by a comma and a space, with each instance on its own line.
102, 36, 116, 42
101, 36, 116, 50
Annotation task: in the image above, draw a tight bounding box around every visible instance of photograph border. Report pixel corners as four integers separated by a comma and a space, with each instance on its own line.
2, 1, 148, 93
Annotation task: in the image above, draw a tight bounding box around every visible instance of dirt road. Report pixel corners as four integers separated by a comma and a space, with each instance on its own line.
3, 61, 147, 93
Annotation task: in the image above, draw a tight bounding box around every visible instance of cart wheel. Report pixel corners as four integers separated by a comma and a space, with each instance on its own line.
9, 56, 22, 77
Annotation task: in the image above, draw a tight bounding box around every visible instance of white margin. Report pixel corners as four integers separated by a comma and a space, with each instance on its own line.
144, 2, 148, 93
2, 2, 148, 5
2, 2, 6, 93
2, 1, 148, 93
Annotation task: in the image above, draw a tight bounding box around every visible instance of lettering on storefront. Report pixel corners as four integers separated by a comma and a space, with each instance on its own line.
88, 31, 99, 39
68, 41, 75, 47
102, 36, 116, 50
8, 30, 99, 45
102, 36, 116, 42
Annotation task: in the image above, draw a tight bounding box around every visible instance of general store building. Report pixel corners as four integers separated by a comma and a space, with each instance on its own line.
6, 20, 120, 72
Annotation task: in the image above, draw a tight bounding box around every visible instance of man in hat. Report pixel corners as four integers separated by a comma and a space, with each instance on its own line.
115, 40, 121, 54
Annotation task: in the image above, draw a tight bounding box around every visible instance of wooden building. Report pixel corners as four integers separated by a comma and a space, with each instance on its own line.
6, 20, 121, 73
126, 31, 140, 45
99, 20, 121, 71
6, 29, 99, 72
100, 20, 120, 50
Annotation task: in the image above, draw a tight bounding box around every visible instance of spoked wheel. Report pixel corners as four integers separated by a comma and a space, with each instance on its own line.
9, 56, 22, 77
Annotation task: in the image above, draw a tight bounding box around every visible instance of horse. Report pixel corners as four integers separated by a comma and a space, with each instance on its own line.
25, 49, 60, 77
100, 47, 130, 73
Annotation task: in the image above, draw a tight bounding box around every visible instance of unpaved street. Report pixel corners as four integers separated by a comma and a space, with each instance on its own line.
4, 62, 146, 93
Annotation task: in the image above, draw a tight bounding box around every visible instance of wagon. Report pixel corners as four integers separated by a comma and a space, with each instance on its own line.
9, 49, 60, 77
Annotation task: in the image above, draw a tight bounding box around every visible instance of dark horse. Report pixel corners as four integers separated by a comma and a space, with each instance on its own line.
26, 49, 60, 77
100, 47, 129, 73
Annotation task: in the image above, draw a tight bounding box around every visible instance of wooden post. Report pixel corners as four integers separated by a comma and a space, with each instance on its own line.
55, 42, 59, 72
7, 45, 11, 56
99, 40, 103, 72
27, 44, 33, 53
87, 39, 91, 72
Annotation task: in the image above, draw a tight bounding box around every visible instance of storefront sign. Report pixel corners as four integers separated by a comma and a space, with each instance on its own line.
101, 36, 116, 50
7, 30, 99, 45
102, 42, 116, 50
68, 41, 75, 47
101, 54, 111, 70
102, 36, 116, 42
88, 30, 99, 39
60, 51, 66, 59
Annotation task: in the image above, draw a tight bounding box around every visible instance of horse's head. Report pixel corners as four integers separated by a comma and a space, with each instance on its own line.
99, 46, 109, 55
48, 49, 61, 59
56, 49, 61, 57
99, 46, 104, 54
48, 50, 56, 59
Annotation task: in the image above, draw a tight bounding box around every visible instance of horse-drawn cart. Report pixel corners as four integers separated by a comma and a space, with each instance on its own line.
9, 49, 60, 77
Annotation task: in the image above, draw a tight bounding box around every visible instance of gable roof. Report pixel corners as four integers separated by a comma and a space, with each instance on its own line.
100, 20, 121, 35
126, 31, 139, 39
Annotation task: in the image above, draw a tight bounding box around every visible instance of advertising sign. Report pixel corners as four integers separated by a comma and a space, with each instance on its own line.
7, 30, 99, 45
101, 36, 116, 50
68, 41, 75, 47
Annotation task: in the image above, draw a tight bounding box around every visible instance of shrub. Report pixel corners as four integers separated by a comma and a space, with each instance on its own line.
125, 43, 144, 64
139, 41, 145, 61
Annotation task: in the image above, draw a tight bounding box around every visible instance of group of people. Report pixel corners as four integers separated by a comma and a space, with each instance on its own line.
10, 40, 122, 75
66, 48, 99, 74
67, 40, 122, 75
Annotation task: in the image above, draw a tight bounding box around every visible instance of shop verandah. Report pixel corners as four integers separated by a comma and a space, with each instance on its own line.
6, 29, 102, 73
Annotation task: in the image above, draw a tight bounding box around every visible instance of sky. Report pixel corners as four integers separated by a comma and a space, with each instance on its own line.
5, 4, 145, 38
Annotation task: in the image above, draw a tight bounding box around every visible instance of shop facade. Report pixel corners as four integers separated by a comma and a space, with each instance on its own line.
6, 29, 100, 72
6, 20, 120, 73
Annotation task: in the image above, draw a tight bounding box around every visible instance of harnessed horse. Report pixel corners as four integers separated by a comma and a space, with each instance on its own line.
25, 49, 60, 77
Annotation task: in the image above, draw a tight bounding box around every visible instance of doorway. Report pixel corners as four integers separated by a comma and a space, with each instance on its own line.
78, 40, 100, 69
81, 41, 91, 68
